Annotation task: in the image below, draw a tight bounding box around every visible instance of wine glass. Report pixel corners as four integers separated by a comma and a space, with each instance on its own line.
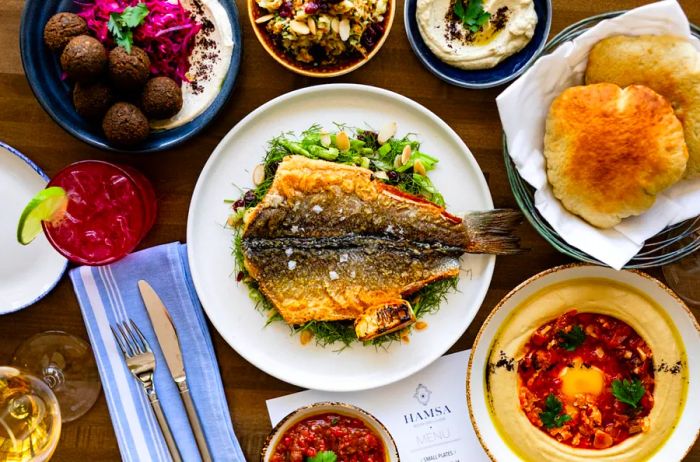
11, 332, 100, 423
0, 366, 61, 462
662, 231, 700, 307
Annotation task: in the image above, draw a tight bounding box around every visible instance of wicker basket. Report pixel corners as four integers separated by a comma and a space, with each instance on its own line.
504, 11, 700, 269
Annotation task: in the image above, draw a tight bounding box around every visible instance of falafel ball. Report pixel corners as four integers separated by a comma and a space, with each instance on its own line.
102, 102, 149, 146
73, 81, 114, 119
43, 13, 88, 52
109, 46, 151, 91
141, 77, 183, 119
60, 35, 107, 82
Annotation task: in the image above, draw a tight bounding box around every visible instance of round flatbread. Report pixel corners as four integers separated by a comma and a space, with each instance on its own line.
544, 83, 688, 229
586, 34, 700, 179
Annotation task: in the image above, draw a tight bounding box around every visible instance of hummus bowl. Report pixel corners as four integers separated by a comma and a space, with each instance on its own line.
20, 0, 242, 153
404, 0, 551, 88
467, 264, 700, 462
261, 402, 400, 461
248, 0, 395, 77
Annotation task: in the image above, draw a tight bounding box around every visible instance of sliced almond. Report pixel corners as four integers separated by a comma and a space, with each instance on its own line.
300, 329, 314, 345
289, 20, 310, 35
331, 17, 340, 33
255, 13, 274, 23
335, 130, 350, 151
252, 163, 265, 186
393, 154, 403, 169
377, 121, 396, 144
373, 171, 389, 180
414, 159, 426, 175
339, 18, 350, 41
401, 333, 411, 344
226, 214, 239, 227
401, 144, 412, 165
415, 320, 428, 330
320, 131, 331, 147
307, 17, 316, 35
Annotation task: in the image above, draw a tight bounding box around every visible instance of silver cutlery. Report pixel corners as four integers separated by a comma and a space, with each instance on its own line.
138, 280, 213, 462
111, 319, 183, 462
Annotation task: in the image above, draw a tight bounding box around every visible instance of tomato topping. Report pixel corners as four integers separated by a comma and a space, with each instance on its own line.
271, 413, 386, 462
517, 310, 654, 449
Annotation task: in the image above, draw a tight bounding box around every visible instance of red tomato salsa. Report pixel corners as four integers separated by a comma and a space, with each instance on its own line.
517, 310, 654, 449
271, 412, 386, 462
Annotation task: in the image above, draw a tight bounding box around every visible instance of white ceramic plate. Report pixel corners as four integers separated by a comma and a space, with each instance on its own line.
467, 264, 700, 461
0, 143, 67, 314
187, 84, 495, 391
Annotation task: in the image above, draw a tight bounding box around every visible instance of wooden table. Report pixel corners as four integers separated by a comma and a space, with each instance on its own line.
1, 0, 699, 460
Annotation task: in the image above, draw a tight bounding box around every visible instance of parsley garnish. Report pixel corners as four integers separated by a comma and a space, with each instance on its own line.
539, 394, 572, 429
557, 325, 585, 351
612, 379, 645, 408
453, 0, 491, 33
108, 3, 149, 53
307, 451, 337, 462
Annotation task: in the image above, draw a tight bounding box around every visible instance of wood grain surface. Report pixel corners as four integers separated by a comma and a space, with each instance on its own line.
1, 0, 699, 460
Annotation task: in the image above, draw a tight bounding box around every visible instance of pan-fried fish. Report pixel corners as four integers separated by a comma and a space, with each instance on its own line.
242, 156, 521, 340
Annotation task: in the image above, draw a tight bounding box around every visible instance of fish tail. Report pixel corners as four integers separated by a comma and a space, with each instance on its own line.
463, 209, 524, 255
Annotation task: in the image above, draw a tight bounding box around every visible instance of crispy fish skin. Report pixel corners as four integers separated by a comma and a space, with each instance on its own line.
242, 236, 461, 324
242, 156, 521, 326
244, 156, 468, 247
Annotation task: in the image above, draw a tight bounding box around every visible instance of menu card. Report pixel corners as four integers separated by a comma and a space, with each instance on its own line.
266, 350, 489, 462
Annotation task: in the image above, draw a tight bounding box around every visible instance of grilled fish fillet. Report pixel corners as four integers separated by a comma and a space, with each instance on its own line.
242, 156, 520, 326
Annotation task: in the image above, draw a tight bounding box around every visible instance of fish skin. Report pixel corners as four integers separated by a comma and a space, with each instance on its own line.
243, 155, 470, 248
242, 156, 520, 325
243, 236, 460, 324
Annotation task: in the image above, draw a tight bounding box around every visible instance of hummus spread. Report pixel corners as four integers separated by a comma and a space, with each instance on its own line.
151, 0, 234, 130
416, 0, 537, 70
485, 278, 687, 461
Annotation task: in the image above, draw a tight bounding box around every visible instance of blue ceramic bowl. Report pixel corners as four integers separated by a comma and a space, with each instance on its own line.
19, 0, 242, 153
404, 0, 551, 89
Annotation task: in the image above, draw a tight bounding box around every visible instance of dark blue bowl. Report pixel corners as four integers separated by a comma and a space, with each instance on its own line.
404, 0, 551, 89
19, 0, 242, 153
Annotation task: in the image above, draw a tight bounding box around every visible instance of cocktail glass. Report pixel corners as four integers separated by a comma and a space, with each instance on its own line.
42, 160, 157, 266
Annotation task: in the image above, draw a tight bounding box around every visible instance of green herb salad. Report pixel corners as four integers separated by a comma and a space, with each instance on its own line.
226, 123, 459, 348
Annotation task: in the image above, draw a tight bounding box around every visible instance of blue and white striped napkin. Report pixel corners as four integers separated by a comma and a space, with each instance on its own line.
70, 243, 245, 462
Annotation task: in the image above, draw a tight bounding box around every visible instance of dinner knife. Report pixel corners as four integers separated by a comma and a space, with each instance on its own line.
138, 279, 213, 462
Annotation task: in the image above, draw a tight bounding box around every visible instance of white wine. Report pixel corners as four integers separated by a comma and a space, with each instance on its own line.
0, 367, 61, 462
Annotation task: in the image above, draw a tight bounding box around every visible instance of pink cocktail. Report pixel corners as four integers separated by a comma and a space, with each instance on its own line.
42, 161, 157, 266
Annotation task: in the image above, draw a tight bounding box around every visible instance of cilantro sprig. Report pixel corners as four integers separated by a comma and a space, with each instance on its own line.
612, 379, 645, 408
539, 394, 572, 429
453, 0, 491, 33
557, 325, 586, 352
108, 3, 149, 53
307, 451, 337, 462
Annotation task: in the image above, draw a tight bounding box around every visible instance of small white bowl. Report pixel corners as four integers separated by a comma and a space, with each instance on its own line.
261, 402, 400, 461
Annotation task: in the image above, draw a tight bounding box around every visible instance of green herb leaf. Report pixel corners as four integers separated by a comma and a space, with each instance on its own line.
539, 394, 572, 429
453, 0, 491, 33
557, 325, 585, 351
307, 451, 337, 462
612, 379, 645, 408
121, 3, 149, 27
108, 3, 149, 53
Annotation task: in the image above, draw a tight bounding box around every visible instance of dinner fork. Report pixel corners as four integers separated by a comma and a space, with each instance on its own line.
112, 320, 183, 462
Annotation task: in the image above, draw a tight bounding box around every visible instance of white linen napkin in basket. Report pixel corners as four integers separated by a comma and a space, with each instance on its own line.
497, 0, 700, 269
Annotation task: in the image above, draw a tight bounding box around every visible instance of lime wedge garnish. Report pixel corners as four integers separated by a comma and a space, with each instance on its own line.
17, 186, 68, 245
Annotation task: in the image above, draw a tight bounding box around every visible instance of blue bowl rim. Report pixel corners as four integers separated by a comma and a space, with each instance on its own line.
0, 141, 68, 315
18, 0, 243, 154
403, 0, 553, 89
